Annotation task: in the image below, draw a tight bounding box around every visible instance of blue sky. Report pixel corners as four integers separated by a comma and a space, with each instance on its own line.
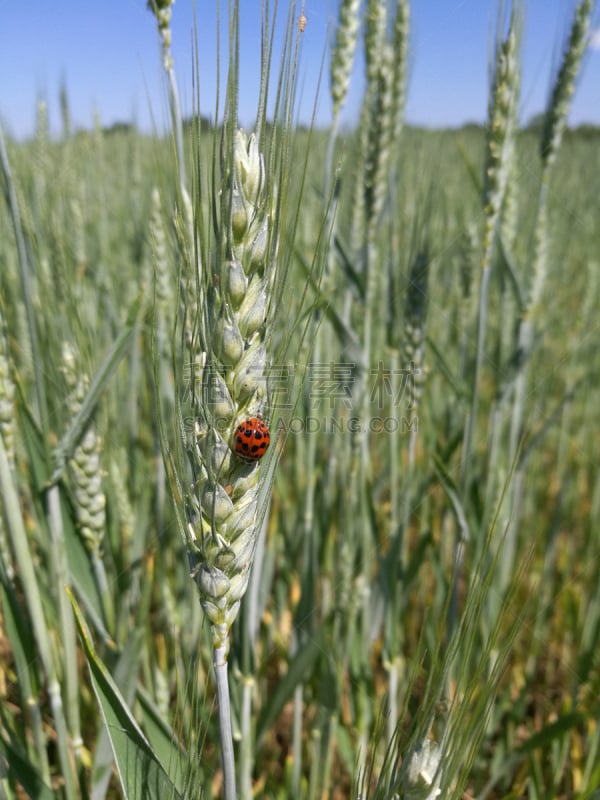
1, 0, 599, 139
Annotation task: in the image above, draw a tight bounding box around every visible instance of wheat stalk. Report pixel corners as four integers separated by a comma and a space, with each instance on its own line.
460, 10, 520, 491
149, 6, 295, 795
509, 0, 592, 453
147, 0, 193, 242
156, 121, 283, 799
505, 0, 593, 561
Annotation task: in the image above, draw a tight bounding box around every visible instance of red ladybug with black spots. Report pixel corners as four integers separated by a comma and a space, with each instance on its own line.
233, 417, 270, 462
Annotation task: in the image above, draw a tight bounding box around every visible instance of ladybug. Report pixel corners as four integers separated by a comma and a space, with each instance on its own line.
233, 417, 270, 462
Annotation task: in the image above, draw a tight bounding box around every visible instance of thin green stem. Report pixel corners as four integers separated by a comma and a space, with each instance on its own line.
461, 245, 493, 492
48, 486, 83, 769
91, 548, 116, 634
308, 729, 321, 800
239, 674, 254, 800
291, 680, 304, 795
213, 634, 237, 800
167, 64, 187, 199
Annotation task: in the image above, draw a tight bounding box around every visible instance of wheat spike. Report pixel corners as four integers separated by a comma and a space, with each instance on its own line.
182, 130, 278, 652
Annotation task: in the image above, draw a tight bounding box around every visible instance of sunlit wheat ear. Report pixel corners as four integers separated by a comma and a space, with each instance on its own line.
147, 0, 175, 70
361, 0, 410, 236
330, 0, 361, 121
482, 18, 520, 258
61, 342, 106, 556
365, 0, 387, 83
391, 0, 410, 135
540, 0, 592, 169
494, 12, 521, 257
363, 43, 394, 230
184, 130, 277, 653
527, 0, 592, 316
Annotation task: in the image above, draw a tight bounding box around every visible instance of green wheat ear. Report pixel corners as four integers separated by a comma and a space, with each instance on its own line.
540, 0, 592, 169
482, 18, 520, 258
330, 0, 361, 122
182, 129, 277, 653
61, 342, 107, 557
148, 5, 326, 794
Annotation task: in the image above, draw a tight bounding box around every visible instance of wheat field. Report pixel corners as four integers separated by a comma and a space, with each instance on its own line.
1, 1, 599, 798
